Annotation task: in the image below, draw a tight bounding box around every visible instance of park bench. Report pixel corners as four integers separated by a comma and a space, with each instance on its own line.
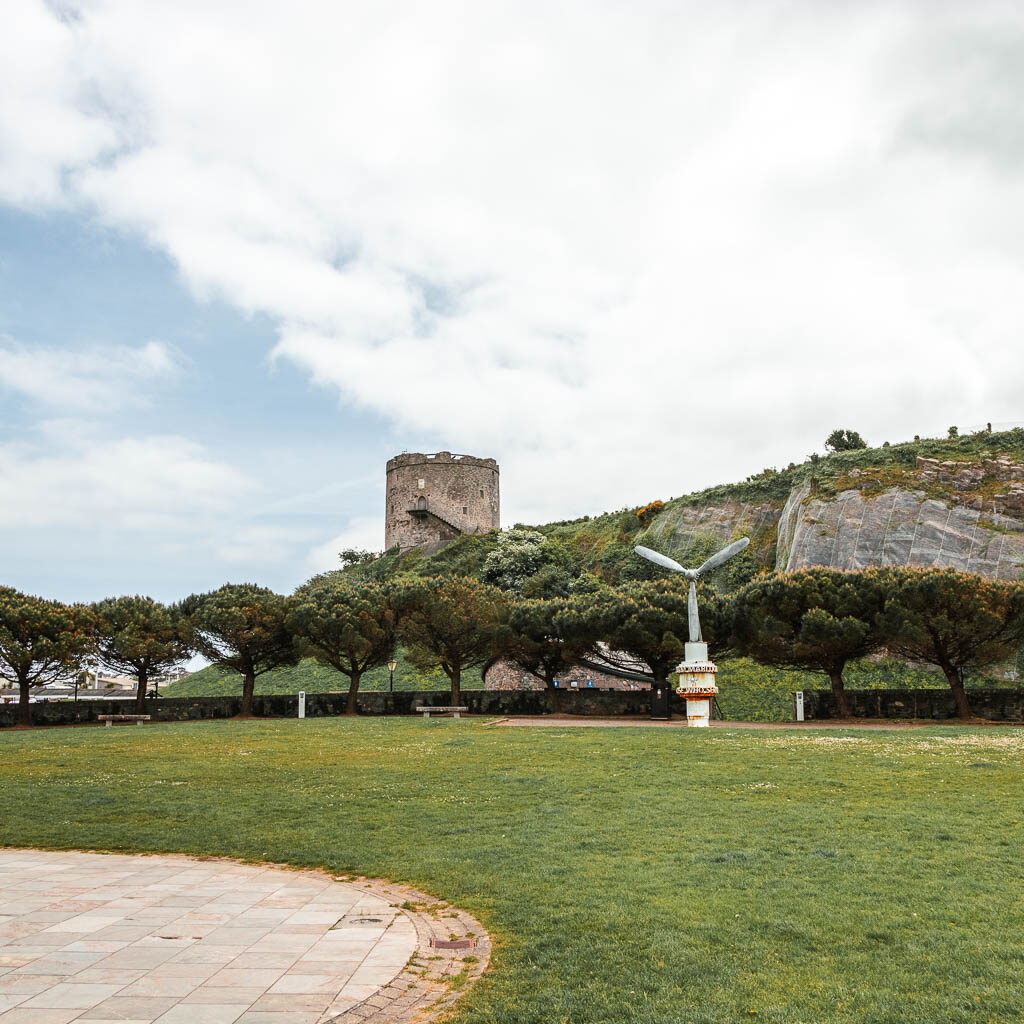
415, 706, 468, 719
97, 715, 151, 727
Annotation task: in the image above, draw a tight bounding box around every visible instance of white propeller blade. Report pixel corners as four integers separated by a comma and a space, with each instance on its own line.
634, 546, 686, 574
695, 537, 750, 576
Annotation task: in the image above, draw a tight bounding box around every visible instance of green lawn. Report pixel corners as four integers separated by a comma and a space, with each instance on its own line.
3, 720, 1023, 1023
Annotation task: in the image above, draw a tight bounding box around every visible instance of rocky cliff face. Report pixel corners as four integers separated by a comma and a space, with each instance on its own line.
776, 480, 1024, 580
915, 455, 1024, 516
637, 499, 781, 569
636, 454, 1024, 584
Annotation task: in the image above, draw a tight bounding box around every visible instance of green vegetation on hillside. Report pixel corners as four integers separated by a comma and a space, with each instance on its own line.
165, 650, 481, 697
3, 720, 1024, 1023
46, 423, 1024, 720
360, 427, 1024, 587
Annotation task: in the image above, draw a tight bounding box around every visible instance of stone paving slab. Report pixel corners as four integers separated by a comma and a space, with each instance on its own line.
0, 851, 490, 1024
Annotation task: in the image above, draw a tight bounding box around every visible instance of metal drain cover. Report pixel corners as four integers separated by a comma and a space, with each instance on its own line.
430, 937, 475, 950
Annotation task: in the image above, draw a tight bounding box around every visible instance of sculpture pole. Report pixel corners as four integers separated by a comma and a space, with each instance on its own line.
688, 580, 701, 643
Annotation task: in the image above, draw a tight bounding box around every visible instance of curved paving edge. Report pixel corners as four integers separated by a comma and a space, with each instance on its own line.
321, 876, 491, 1024
0, 849, 490, 1024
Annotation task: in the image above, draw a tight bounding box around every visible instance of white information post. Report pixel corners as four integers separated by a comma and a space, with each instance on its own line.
298, 691, 306, 719
795, 691, 805, 722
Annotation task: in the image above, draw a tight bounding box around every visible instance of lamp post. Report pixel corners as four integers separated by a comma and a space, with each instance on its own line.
387, 660, 398, 692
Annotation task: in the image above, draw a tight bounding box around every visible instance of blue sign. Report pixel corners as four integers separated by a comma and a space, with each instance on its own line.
586, 679, 594, 688
553, 680, 560, 688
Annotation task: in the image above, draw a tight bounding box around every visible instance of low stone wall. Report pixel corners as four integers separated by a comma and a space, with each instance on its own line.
800, 688, 1024, 721
0, 688, 688, 727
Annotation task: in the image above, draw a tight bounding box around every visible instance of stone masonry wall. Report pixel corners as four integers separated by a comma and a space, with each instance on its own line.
801, 688, 1024, 721
11, 688, 1021, 725
0, 689, 687, 727
385, 452, 500, 553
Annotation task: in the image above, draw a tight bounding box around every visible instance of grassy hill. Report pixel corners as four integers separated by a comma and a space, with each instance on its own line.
351, 426, 1024, 588
164, 650, 482, 698
165, 427, 1024, 719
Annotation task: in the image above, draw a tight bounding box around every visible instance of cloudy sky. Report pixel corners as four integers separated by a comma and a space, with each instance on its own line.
2, 0, 1023, 602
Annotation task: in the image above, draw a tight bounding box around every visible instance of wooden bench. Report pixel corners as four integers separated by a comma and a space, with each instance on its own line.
97, 715, 151, 727
415, 706, 468, 719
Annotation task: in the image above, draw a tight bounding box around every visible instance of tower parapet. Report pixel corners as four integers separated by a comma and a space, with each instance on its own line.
384, 452, 500, 553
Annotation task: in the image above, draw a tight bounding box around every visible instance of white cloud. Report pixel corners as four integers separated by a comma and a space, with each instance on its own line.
217, 524, 319, 568
0, 430, 252, 530
306, 516, 384, 576
0, 0, 117, 204
3, 1, 1024, 526
0, 338, 184, 410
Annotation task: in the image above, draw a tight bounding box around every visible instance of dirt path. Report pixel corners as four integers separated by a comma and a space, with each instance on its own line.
488, 715, 1007, 729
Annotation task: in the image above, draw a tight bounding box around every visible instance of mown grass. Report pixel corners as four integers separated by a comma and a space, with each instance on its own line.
3, 720, 1023, 1022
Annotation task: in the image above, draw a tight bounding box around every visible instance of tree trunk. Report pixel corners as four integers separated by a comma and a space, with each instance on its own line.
346, 671, 361, 716
942, 665, 973, 720
135, 665, 148, 714
450, 665, 461, 708
18, 675, 31, 727
240, 671, 256, 717
828, 669, 851, 718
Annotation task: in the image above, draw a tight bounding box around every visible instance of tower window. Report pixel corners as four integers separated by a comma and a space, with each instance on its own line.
463, 506, 468, 514
479, 489, 484, 497
417, 496, 427, 510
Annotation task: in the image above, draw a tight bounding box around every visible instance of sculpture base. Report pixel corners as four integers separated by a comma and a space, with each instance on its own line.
682, 696, 712, 727
677, 642, 718, 729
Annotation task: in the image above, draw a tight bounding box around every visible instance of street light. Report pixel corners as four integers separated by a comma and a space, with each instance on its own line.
387, 660, 398, 692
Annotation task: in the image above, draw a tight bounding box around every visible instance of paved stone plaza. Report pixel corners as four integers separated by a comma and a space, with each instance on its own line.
0, 850, 488, 1023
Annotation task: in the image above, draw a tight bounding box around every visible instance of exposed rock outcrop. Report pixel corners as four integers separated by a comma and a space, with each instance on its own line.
626, 453, 1024, 584
916, 456, 1024, 515
637, 500, 781, 566
776, 482, 1024, 580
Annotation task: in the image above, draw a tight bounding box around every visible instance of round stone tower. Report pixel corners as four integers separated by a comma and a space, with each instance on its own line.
385, 452, 500, 553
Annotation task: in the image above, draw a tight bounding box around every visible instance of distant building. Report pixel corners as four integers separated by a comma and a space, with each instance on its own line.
485, 646, 657, 692
96, 675, 135, 691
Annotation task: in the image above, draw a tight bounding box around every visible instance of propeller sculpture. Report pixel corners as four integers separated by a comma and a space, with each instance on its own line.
634, 538, 750, 643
